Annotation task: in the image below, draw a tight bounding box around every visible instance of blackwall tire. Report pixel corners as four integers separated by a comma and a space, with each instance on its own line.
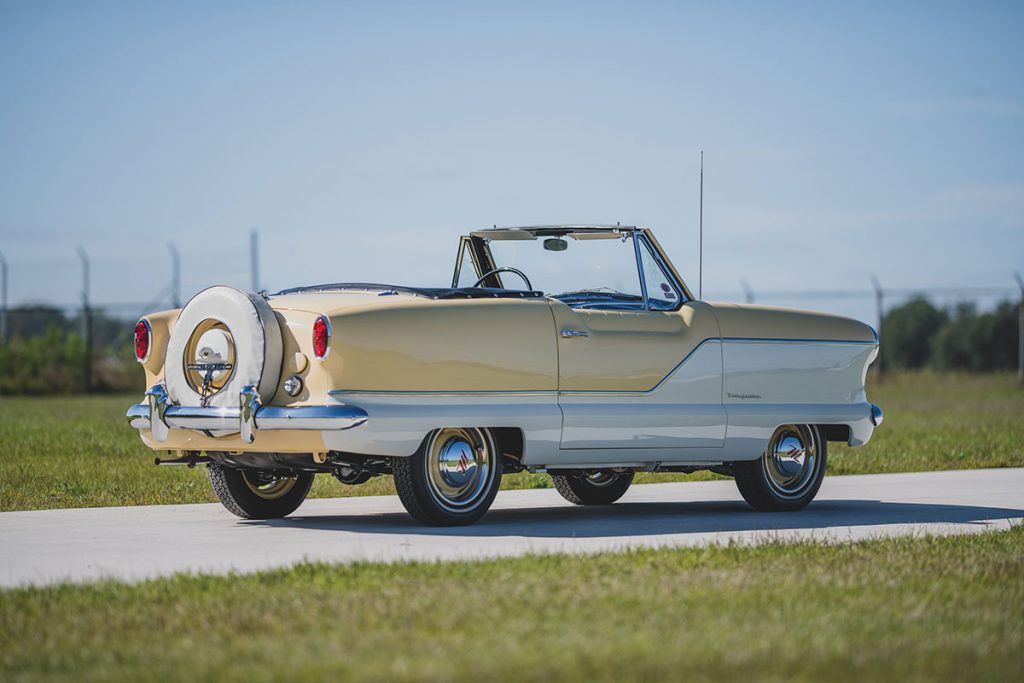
733, 424, 826, 512
393, 428, 502, 526
164, 286, 283, 420
550, 471, 634, 505
207, 463, 313, 519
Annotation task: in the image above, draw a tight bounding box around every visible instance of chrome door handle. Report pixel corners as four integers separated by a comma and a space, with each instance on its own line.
560, 329, 590, 338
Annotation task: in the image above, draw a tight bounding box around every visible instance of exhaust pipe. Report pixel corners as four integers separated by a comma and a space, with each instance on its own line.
154, 452, 211, 468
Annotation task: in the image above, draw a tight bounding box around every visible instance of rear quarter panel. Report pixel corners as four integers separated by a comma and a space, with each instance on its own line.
323, 298, 558, 392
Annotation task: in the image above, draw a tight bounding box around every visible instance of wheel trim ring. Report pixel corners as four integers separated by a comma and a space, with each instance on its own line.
183, 319, 237, 396
241, 471, 298, 500
761, 425, 819, 500
425, 428, 495, 513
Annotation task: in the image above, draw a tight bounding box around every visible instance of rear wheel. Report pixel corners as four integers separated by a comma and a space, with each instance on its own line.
733, 424, 826, 511
208, 463, 314, 519
393, 428, 502, 526
551, 470, 635, 505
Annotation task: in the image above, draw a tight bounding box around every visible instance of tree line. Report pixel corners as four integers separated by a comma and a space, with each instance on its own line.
0, 305, 140, 394
881, 297, 1018, 372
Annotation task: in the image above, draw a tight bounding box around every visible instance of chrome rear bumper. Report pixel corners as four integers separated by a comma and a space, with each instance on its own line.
126, 384, 368, 444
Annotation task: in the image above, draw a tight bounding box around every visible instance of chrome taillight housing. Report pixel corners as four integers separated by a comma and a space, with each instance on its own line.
312, 315, 331, 360
134, 319, 152, 363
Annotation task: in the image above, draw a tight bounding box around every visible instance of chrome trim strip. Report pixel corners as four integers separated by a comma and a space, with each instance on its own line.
328, 389, 557, 397
721, 337, 878, 345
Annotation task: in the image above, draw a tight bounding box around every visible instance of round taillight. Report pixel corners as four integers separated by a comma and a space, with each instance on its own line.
312, 315, 331, 360
134, 319, 151, 363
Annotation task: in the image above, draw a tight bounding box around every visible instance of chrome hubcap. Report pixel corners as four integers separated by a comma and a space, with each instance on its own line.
426, 428, 495, 512
438, 438, 478, 489
762, 425, 820, 499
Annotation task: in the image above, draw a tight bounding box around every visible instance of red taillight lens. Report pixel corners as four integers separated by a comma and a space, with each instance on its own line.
312, 316, 330, 359
134, 320, 150, 362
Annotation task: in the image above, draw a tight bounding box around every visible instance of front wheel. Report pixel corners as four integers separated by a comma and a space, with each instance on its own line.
208, 463, 314, 519
733, 424, 826, 512
551, 470, 635, 505
393, 428, 502, 526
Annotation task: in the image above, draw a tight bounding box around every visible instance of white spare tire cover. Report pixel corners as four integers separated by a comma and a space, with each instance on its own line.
165, 286, 283, 416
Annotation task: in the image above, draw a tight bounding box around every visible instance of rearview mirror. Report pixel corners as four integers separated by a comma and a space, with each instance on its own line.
543, 238, 568, 252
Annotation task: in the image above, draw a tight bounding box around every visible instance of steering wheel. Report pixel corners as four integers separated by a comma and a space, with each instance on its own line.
472, 267, 533, 291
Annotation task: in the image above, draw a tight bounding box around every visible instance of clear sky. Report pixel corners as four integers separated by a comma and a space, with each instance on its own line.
1, 0, 1021, 323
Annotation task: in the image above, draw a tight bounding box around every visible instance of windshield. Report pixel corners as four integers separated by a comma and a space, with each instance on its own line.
482, 232, 682, 310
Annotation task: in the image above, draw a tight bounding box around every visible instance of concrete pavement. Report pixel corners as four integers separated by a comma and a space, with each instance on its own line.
1, 468, 1022, 588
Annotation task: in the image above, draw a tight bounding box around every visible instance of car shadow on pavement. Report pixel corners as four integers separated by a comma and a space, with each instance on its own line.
243, 499, 1024, 539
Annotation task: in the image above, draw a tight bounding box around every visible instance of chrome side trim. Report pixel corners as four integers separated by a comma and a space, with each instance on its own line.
329, 389, 557, 397
560, 329, 590, 338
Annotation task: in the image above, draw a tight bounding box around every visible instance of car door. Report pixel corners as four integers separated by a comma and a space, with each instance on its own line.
551, 293, 726, 452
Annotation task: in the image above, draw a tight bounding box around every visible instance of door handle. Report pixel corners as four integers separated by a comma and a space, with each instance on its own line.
560, 329, 590, 338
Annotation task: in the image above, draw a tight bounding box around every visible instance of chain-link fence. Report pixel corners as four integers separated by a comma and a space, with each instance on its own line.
0, 256, 1021, 394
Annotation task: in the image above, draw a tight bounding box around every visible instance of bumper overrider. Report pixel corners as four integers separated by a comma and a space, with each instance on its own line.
126, 384, 368, 444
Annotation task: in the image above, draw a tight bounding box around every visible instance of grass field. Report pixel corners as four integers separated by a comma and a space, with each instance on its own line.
1, 372, 1021, 512
0, 525, 1020, 682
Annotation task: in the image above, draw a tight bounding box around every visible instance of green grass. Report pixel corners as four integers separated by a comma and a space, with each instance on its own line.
1, 372, 1021, 511
1, 525, 1021, 682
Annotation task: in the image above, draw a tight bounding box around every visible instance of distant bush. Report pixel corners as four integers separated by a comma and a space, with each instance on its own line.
0, 307, 142, 395
882, 298, 1018, 372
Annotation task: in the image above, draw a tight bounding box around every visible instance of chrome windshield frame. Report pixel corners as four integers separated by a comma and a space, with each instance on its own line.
632, 231, 650, 310
454, 225, 693, 309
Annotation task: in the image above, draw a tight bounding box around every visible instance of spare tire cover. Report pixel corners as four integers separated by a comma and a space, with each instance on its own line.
165, 286, 283, 413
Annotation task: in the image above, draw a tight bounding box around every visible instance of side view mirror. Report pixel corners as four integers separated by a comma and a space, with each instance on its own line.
543, 238, 568, 252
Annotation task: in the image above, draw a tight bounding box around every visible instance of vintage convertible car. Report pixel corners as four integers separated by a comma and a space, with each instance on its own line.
127, 225, 882, 526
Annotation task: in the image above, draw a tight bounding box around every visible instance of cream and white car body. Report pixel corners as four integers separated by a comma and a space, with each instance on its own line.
127, 225, 881, 473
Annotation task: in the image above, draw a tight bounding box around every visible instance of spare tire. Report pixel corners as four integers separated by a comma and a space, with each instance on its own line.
165, 287, 283, 424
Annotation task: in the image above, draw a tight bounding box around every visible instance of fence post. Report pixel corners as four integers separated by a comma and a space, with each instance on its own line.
871, 276, 883, 380
250, 228, 260, 292
1015, 273, 1024, 386
741, 278, 754, 304
0, 250, 7, 344
77, 247, 92, 393
168, 243, 181, 309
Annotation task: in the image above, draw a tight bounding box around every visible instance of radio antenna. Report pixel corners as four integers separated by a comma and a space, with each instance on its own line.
699, 150, 704, 300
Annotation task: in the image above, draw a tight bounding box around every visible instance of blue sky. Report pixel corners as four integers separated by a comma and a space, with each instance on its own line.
1, 0, 1021, 323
